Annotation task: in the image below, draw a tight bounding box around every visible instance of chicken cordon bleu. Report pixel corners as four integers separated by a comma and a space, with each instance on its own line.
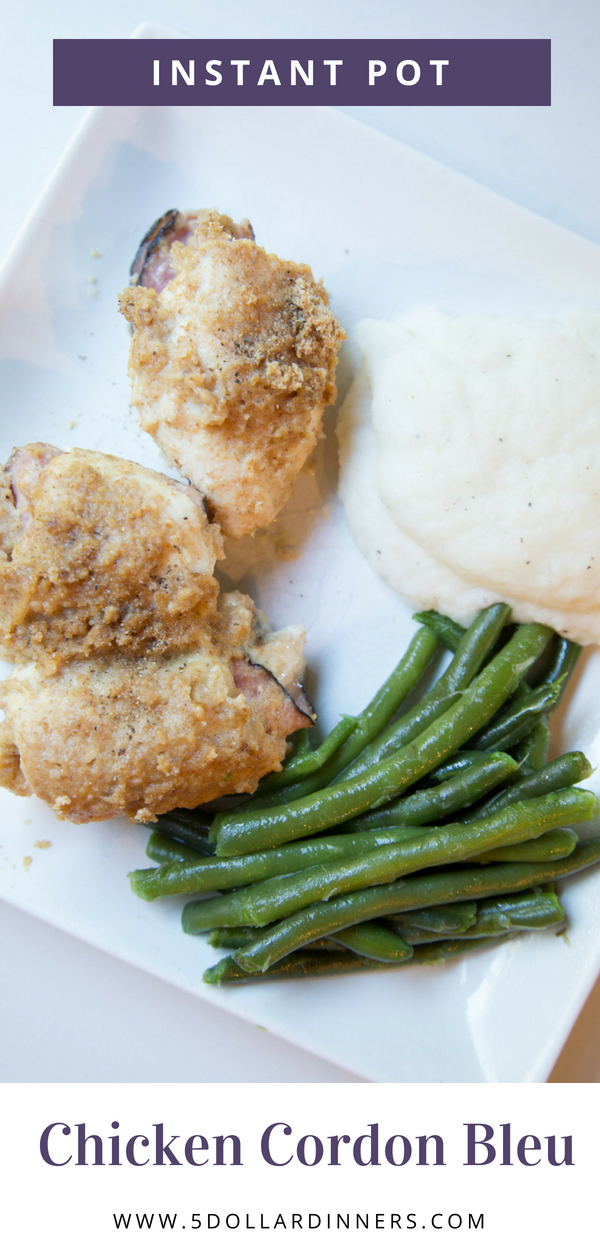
119, 209, 345, 537
0, 443, 223, 667
0, 444, 314, 823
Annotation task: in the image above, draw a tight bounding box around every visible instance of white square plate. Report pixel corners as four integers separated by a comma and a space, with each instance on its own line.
2, 101, 600, 1082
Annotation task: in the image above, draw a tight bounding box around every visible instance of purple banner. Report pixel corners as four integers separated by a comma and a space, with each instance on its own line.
53, 39, 551, 107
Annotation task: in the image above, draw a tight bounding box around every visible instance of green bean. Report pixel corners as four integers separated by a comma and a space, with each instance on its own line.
192, 789, 597, 934
208, 926, 347, 952
513, 718, 550, 771
238, 694, 460, 814
399, 887, 563, 943
209, 926, 262, 949
413, 610, 464, 652
540, 636, 582, 694
396, 924, 485, 945
511, 679, 533, 700
211, 621, 554, 857
387, 903, 478, 935
335, 603, 512, 782
464, 887, 563, 934
233, 626, 443, 812
426, 751, 494, 783
292, 728, 313, 758
504, 635, 578, 737
326, 698, 457, 786
146, 809, 214, 854
327, 922, 413, 962
469, 827, 577, 864
207, 912, 489, 947
487, 711, 546, 754
254, 715, 358, 793
397, 937, 510, 965
314, 625, 441, 778
203, 936, 504, 984
343, 752, 517, 830
203, 860, 568, 981
321, 695, 461, 791
131, 825, 428, 901
488, 679, 531, 719
203, 951, 398, 983
225, 837, 600, 973
471, 678, 562, 752
465, 752, 592, 821
145, 833, 208, 865
399, 923, 513, 946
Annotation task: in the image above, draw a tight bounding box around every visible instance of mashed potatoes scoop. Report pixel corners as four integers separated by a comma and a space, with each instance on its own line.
338, 307, 600, 645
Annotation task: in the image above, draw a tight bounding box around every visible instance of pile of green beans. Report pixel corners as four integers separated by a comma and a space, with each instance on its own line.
129, 606, 599, 985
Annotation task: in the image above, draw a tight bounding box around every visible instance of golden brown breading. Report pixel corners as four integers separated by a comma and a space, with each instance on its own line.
0, 444, 223, 669
119, 210, 345, 537
0, 448, 313, 822
0, 623, 306, 823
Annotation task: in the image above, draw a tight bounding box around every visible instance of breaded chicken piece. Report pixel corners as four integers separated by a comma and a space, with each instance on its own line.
0, 443, 222, 668
0, 445, 314, 822
0, 594, 311, 824
119, 210, 345, 537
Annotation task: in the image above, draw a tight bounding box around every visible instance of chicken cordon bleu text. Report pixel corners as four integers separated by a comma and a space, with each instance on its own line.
119, 210, 345, 537
0, 445, 314, 823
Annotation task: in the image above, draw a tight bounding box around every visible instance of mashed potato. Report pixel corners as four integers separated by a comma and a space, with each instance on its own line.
338, 308, 600, 645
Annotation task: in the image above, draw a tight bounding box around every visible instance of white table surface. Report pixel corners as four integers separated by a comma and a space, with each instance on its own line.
1, 0, 600, 1083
